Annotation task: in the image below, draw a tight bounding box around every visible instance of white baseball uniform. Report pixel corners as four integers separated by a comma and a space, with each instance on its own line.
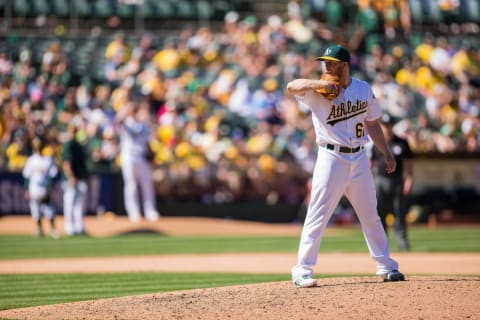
291, 77, 399, 279
22, 153, 58, 222
119, 115, 159, 222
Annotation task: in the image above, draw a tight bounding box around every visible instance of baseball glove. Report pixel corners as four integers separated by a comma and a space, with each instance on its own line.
316, 73, 341, 100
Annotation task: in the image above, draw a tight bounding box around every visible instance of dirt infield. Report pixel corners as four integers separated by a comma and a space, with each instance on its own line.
1, 276, 479, 320
1, 216, 479, 320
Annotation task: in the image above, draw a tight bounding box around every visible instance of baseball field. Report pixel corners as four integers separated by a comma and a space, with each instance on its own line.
0, 215, 479, 320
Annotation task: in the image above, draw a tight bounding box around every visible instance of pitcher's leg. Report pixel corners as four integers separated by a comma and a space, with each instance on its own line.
345, 155, 398, 275
138, 160, 159, 221
121, 161, 141, 222
292, 149, 347, 279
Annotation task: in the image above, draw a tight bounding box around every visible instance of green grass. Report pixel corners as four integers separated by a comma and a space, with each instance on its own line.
0, 226, 479, 260
406, 226, 480, 252
0, 226, 479, 312
0, 272, 290, 310
0, 234, 299, 260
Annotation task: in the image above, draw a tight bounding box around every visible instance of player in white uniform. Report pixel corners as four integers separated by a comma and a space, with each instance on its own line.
116, 98, 159, 222
23, 137, 59, 238
287, 45, 405, 288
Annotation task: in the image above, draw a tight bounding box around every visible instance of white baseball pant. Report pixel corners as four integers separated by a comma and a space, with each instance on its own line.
292, 147, 398, 279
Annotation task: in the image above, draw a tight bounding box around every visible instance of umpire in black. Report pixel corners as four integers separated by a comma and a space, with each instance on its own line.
369, 114, 414, 251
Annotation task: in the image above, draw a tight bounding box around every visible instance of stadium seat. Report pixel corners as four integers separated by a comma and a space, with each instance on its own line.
197, 0, 215, 21
422, 0, 444, 24
12, 0, 31, 17
73, 0, 92, 18
91, 46, 108, 81
152, 0, 175, 18
61, 39, 77, 56
137, 0, 157, 19
52, 0, 70, 18
31, 0, 51, 16
116, 2, 135, 18
93, 0, 115, 18
212, 0, 231, 19
70, 37, 96, 76
408, 0, 424, 24
175, 0, 195, 19
461, 0, 480, 23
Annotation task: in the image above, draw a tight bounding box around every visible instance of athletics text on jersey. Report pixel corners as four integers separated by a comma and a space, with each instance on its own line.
295, 78, 381, 147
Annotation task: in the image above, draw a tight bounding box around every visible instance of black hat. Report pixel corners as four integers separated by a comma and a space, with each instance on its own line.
316, 45, 351, 64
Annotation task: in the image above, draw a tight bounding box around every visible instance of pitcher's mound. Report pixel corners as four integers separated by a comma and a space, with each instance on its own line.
1, 276, 479, 320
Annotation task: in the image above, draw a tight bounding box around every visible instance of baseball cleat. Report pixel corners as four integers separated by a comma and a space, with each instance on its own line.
50, 229, 59, 239
293, 275, 317, 288
382, 270, 405, 282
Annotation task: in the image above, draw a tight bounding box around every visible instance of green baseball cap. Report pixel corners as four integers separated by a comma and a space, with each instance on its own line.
316, 45, 350, 64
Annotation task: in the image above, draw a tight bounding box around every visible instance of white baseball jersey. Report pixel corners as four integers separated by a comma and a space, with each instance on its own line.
23, 153, 58, 200
119, 116, 150, 160
296, 78, 381, 147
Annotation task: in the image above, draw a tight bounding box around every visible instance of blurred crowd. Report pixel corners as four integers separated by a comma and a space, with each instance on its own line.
0, 0, 479, 204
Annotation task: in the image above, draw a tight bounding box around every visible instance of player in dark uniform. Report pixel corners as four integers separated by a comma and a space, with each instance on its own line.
62, 119, 89, 236
370, 114, 414, 251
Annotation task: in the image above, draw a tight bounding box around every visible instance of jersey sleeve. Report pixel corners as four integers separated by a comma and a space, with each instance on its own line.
123, 117, 144, 135
22, 158, 31, 178
365, 85, 382, 121
295, 91, 316, 112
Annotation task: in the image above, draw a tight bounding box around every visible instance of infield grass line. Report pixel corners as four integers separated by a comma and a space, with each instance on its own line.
0, 272, 295, 310
0, 226, 479, 260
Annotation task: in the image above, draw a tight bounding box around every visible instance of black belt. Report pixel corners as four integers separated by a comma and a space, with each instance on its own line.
325, 144, 362, 153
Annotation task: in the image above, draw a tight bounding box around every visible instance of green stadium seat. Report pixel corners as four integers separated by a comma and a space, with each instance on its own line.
116, 2, 135, 18
461, 0, 480, 23
137, 0, 157, 19
175, 0, 195, 19
93, 0, 115, 18
91, 46, 108, 81
212, 0, 231, 19
31, 0, 51, 16
74, 0, 92, 18
52, 0, 70, 18
408, 0, 423, 24
152, 0, 175, 18
197, 0, 215, 20
423, 0, 443, 24
62, 39, 77, 56
12, 0, 31, 17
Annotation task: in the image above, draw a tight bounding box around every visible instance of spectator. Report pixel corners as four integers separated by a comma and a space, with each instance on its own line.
0, 12, 479, 209
105, 32, 131, 65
